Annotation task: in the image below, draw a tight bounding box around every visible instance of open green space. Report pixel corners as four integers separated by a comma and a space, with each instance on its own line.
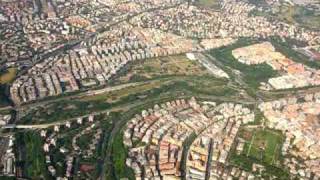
15, 131, 48, 179
20, 100, 111, 124
118, 55, 209, 84
0, 85, 11, 107
0, 68, 17, 84
270, 36, 320, 69
0, 176, 16, 180
250, 2, 320, 30
20, 75, 240, 125
196, 0, 220, 8
14, 114, 115, 179
111, 131, 135, 180
210, 38, 279, 89
248, 0, 269, 7
229, 128, 288, 179
0, 68, 17, 107
243, 129, 283, 164
276, 5, 320, 30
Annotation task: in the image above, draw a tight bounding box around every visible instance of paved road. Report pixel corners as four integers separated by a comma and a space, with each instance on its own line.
2, 112, 106, 129
194, 53, 230, 79
97, 90, 256, 179
206, 52, 255, 88
260, 85, 320, 100
17, 81, 144, 111
12, 2, 186, 121
14, 3, 184, 81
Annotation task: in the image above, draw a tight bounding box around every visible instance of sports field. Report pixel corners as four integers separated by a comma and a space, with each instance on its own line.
241, 128, 284, 165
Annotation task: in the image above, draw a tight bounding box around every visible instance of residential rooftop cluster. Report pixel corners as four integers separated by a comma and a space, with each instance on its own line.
0, 22, 32, 68
9, 23, 235, 104
1, 0, 319, 72
3, 0, 320, 106
259, 92, 320, 178
0, 0, 91, 69
123, 97, 254, 179
0, 114, 11, 126
1, 0, 320, 180
186, 114, 255, 180
39, 113, 106, 179
232, 42, 320, 90
132, 1, 320, 45
0, 0, 185, 70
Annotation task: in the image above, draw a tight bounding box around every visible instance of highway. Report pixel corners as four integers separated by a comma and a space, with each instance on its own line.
17, 81, 145, 111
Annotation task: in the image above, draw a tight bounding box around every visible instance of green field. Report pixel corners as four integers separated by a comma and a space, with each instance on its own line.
229, 127, 288, 179
20, 114, 114, 179
20, 100, 111, 124
111, 131, 135, 180
243, 129, 283, 164
251, 3, 320, 30
20, 75, 239, 125
15, 131, 48, 179
0, 68, 15, 107
197, 0, 220, 8
0, 85, 10, 107
210, 38, 279, 89
118, 55, 209, 84
277, 5, 320, 30
270, 37, 320, 69
0, 68, 17, 84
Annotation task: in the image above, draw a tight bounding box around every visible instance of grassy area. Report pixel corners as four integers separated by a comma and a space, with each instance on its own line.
210, 38, 278, 89
85, 75, 231, 102
276, 5, 320, 30
229, 152, 289, 179
0, 176, 16, 180
278, 5, 296, 24
82, 80, 168, 102
251, 3, 320, 30
248, 0, 269, 7
0, 68, 17, 84
0, 85, 10, 107
243, 129, 283, 164
270, 36, 320, 69
20, 75, 238, 124
0, 68, 15, 107
229, 128, 288, 179
111, 131, 135, 180
196, 0, 220, 8
20, 100, 111, 124
29, 114, 114, 179
118, 55, 208, 84
15, 131, 48, 179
